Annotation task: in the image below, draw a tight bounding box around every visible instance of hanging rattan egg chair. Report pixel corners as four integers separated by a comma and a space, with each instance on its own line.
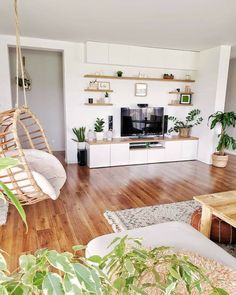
0, 0, 66, 205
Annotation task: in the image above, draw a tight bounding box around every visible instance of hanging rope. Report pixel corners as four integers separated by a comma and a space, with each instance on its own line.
14, 0, 27, 108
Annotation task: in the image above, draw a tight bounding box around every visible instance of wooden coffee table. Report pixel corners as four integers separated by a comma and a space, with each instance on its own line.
194, 190, 236, 238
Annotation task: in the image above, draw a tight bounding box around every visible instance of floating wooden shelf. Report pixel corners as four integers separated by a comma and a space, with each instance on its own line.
169, 92, 194, 94
84, 88, 113, 93
84, 74, 195, 83
84, 103, 113, 106
168, 104, 193, 106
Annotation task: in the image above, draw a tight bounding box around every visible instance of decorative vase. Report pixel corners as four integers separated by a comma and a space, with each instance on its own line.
77, 149, 87, 166
77, 142, 86, 150
179, 128, 190, 138
95, 132, 104, 141
212, 153, 228, 168
107, 130, 113, 141
87, 130, 94, 142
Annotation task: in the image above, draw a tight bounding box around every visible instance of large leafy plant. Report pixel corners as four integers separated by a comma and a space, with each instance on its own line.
94, 118, 105, 132
0, 236, 228, 294
0, 158, 27, 230
168, 109, 203, 133
72, 127, 86, 142
208, 111, 236, 155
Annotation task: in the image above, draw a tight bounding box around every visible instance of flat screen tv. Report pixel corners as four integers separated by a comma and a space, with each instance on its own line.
121, 107, 166, 137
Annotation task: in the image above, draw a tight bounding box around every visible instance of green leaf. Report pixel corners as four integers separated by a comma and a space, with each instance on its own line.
0, 285, 8, 295
42, 273, 64, 295
113, 277, 125, 291
63, 273, 82, 295
210, 288, 229, 295
124, 259, 135, 276
169, 267, 181, 280
19, 254, 36, 271
0, 181, 27, 231
72, 245, 86, 252
87, 255, 102, 264
46, 251, 74, 275
0, 254, 7, 272
73, 263, 101, 294
33, 271, 46, 289
0, 158, 19, 171
130, 285, 149, 295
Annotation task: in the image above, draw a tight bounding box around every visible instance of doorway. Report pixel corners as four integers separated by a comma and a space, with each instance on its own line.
9, 48, 65, 152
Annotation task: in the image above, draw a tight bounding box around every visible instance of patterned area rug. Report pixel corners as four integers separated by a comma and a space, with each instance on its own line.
104, 200, 236, 257
0, 199, 8, 225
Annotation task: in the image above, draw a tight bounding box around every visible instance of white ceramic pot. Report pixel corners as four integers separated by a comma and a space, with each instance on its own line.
77, 142, 86, 150
95, 132, 104, 141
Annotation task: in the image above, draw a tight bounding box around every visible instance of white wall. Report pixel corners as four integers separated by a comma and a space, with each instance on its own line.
0, 36, 231, 164
225, 58, 236, 155
0, 34, 83, 162
9, 48, 65, 151
192, 46, 231, 163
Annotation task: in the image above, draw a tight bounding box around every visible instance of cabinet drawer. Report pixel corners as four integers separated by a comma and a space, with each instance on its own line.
129, 149, 148, 165
111, 143, 129, 166
147, 148, 166, 163
88, 144, 110, 168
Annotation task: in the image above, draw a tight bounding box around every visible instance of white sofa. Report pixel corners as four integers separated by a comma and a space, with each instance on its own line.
86, 221, 236, 270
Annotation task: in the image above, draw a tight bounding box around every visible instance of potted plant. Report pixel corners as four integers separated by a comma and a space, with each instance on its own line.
94, 118, 105, 141
208, 111, 236, 167
0, 235, 230, 294
72, 127, 86, 150
72, 127, 86, 165
168, 109, 203, 138
116, 70, 123, 77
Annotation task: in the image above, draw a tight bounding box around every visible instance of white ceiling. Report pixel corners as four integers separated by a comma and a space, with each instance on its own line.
1, 0, 236, 56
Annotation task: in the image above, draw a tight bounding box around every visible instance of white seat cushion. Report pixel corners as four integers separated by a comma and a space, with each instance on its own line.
23, 149, 66, 197
0, 166, 57, 200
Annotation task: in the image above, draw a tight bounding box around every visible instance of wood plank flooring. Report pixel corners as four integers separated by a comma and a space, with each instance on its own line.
2, 153, 236, 270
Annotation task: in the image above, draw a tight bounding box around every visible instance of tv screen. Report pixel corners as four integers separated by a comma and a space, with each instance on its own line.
121, 107, 165, 137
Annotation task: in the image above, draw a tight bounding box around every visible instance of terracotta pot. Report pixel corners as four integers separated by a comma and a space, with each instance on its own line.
179, 128, 190, 138
212, 153, 228, 168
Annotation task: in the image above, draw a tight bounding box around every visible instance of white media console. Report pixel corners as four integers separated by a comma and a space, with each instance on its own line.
86, 136, 199, 168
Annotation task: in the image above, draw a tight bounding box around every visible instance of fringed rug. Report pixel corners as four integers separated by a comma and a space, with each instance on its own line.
104, 200, 236, 257
0, 199, 8, 225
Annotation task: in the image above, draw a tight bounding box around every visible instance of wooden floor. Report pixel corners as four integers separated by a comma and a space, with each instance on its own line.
2, 153, 236, 270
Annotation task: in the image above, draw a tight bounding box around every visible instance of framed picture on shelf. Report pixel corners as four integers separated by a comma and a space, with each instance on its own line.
98, 81, 110, 91
180, 94, 191, 104
135, 83, 148, 97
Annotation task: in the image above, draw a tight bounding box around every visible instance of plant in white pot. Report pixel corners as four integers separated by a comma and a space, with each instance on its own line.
94, 118, 105, 141
168, 109, 203, 138
72, 127, 86, 150
208, 111, 236, 168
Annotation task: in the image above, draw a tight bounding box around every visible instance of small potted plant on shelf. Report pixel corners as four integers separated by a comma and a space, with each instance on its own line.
94, 118, 105, 141
208, 111, 236, 168
168, 109, 203, 138
116, 70, 123, 77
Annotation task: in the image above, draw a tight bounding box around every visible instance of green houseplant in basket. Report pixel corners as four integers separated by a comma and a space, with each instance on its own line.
208, 111, 236, 167
168, 109, 203, 138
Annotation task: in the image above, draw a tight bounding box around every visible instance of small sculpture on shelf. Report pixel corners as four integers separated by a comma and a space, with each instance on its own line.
88, 80, 98, 90
163, 73, 174, 80
116, 70, 123, 77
